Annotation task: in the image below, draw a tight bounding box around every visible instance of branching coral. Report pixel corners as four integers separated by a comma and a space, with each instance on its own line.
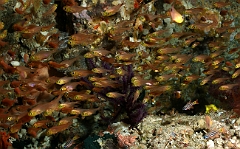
85, 57, 147, 127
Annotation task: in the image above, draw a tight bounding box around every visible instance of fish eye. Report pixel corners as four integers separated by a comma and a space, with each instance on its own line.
137, 66, 143, 71
44, 111, 50, 116
28, 112, 34, 116
7, 117, 13, 121
47, 131, 52, 136
63, 6, 67, 11
116, 55, 120, 60
68, 40, 74, 45
30, 56, 35, 60
74, 95, 80, 100
60, 87, 66, 91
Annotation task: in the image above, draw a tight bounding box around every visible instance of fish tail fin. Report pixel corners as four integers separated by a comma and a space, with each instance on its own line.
194, 99, 199, 105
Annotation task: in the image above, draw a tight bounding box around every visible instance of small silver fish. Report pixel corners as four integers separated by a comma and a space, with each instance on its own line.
182, 99, 199, 110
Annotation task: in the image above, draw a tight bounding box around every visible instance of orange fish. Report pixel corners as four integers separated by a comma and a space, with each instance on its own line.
46, 122, 72, 135
33, 119, 49, 128
102, 4, 123, 16
219, 84, 238, 91
106, 92, 125, 98
30, 49, 57, 61
58, 116, 77, 125
170, 6, 184, 23
43, 4, 57, 17
49, 57, 79, 69
10, 123, 23, 133
63, 5, 90, 13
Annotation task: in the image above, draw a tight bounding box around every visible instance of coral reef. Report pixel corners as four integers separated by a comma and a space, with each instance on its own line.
0, 0, 240, 148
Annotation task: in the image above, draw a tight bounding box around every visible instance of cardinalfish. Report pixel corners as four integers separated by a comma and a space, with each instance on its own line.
90, 49, 112, 57
70, 33, 97, 41
156, 55, 169, 61
192, 55, 210, 63
174, 54, 191, 63
200, 75, 213, 85
48, 57, 79, 69
121, 38, 140, 49
59, 102, 79, 109
47, 122, 72, 135
170, 6, 184, 23
70, 107, 100, 117
182, 99, 199, 110
63, 5, 91, 13
88, 76, 108, 82
68, 33, 98, 46
210, 50, 223, 58
73, 94, 95, 101
28, 102, 49, 117
56, 77, 74, 85
33, 119, 49, 128
116, 52, 136, 61
28, 95, 62, 117
30, 49, 57, 61
106, 92, 125, 98
85, 50, 106, 58
92, 67, 111, 74
44, 94, 63, 116
10, 123, 23, 133
68, 39, 95, 46
146, 85, 171, 96
212, 77, 228, 84
92, 80, 119, 88
184, 75, 199, 83
21, 25, 42, 34
219, 84, 238, 91
42, 4, 58, 17
59, 116, 77, 125
71, 69, 92, 77
232, 69, 240, 78
131, 76, 155, 87
102, 4, 123, 17
65, 90, 91, 99
60, 82, 80, 92
157, 47, 180, 55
